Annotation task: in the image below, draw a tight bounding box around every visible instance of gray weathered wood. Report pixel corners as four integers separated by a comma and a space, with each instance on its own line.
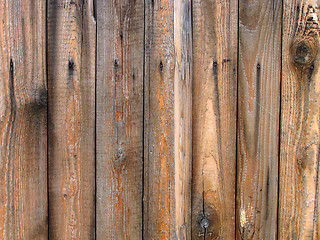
0, 0, 47, 239
96, 0, 144, 239
237, 0, 282, 239
174, 0, 193, 239
47, 0, 96, 239
279, 1, 320, 238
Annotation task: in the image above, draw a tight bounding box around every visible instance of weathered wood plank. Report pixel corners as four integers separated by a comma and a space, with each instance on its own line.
144, 0, 192, 238
47, 1, 96, 239
237, 0, 281, 239
0, 1, 47, 239
174, 0, 193, 239
191, 0, 238, 239
96, 0, 144, 239
279, 1, 320, 239
144, 0, 173, 238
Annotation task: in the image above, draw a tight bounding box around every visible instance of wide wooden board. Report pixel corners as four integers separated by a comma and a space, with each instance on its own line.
96, 0, 144, 239
47, 1, 96, 239
279, 1, 320, 238
0, 1, 47, 239
237, 0, 282, 239
192, 0, 238, 239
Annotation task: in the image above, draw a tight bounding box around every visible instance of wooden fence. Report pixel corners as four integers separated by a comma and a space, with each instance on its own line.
0, 0, 319, 239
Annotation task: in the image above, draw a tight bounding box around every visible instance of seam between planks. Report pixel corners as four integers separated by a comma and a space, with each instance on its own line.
94, 0, 97, 238
142, 0, 146, 239
46, 0, 50, 239
235, 0, 240, 238
277, 0, 284, 239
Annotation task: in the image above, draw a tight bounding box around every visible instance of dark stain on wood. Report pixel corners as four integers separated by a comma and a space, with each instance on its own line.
9, 59, 17, 116
256, 63, 261, 107
33, 89, 48, 110
159, 60, 163, 72
114, 59, 119, 68
204, 202, 221, 239
68, 59, 75, 70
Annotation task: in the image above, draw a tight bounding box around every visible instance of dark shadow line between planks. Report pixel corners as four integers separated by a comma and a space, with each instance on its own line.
142, 0, 146, 239
235, 0, 240, 238
276, 0, 284, 239
190, 1, 194, 238
93, 0, 97, 238
45, 0, 49, 239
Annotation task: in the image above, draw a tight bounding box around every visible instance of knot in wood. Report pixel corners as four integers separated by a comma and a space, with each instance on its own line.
291, 38, 317, 67
200, 217, 209, 229
115, 147, 126, 163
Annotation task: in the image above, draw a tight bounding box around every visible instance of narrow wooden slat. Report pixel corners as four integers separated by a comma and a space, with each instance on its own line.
174, 0, 192, 239
96, 0, 144, 238
144, 0, 192, 238
191, 0, 238, 239
237, 0, 281, 239
0, 1, 47, 239
279, 1, 320, 238
47, 1, 96, 239
143, 1, 175, 238
143, 0, 174, 239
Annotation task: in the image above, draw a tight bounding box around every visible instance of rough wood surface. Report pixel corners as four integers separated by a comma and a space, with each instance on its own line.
174, 0, 193, 239
96, 0, 144, 239
237, 0, 282, 239
191, 0, 238, 239
0, 1, 47, 239
47, 0, 96, 239
4, 1, 320, 239
144, 0, 176, 239
279, 1, 320, 239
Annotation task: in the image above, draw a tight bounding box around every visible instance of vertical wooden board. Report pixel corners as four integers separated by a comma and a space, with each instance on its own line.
237, 0, 281, 239
279, 1, 320, 239
192, 0, 238, 239
144, 0, 175, 239
174, 0, 193, 239
96, 0, 144, 239
0, 0, 47, 239
144, 0, 193, 238
47, 0, 96, 239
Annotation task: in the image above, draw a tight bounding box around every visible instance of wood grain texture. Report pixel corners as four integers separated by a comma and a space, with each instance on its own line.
191, 0, 238, 239
96, 0, 144, 239
144, 0, 175, 239
279, 1, 320, 239
47, 0, 96, 239
0, 1, 47, 239
237, 0, 281, 239
144, 1, 193, 238
174, 0, 192, 239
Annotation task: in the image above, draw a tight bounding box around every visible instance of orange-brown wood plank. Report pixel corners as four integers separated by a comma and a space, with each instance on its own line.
96, 0, 144, 239
0, 1, 47, 239
237, 0, 282, 239
279, 1, 320, 238
143, 0, 175, 238
191, 0, 238, 239
144, 0, 192, 239
47, 1, 96, 239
